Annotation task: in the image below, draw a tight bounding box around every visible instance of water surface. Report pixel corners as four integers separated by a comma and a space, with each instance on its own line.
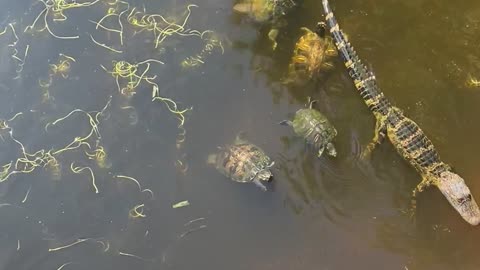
0, 0, 480, 269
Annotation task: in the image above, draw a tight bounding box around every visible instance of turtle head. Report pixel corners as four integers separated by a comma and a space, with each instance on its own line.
207, 153, 218, 166
436, 171, 480, 226
315, 21, 327, 38
256, 169, 273, 182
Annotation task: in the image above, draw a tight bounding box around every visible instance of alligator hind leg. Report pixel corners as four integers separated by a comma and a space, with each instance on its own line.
360, 113, 387, 159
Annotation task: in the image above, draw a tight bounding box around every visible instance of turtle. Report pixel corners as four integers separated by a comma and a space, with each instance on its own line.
280, 98, 337, 157
233, 0, 297, 50
286, 22, 337, 84
207, 135, 274, 191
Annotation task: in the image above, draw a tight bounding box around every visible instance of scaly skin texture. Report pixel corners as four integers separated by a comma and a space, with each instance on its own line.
287, 26, 337, 84
321, 0, 480, 225
209, 142, 274, 190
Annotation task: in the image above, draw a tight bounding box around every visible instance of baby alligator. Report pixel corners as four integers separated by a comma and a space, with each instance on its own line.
321, 0, 480, 225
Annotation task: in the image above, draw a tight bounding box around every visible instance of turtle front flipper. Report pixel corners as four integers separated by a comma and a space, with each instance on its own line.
268, 28, 279, 50
320, 61, 335, 71
253, 178, 268, 191
307, 97, 318, 109
326, 142, 337, 157
324, 40, 338, 57
279, 120, 293, 126
253, 168, 272, 191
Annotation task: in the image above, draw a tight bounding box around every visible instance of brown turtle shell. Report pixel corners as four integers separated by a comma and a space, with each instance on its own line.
287, 27, 337, 83
210, 143, 273, 183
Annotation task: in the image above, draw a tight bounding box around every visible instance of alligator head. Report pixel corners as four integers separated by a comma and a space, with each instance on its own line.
436, 171, 480, 225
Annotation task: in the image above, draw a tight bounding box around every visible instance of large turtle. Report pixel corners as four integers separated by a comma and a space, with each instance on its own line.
233, 0, 297, 50
208, 135, 274, 191
280, 98, 337, 157
286, 22, 337, 84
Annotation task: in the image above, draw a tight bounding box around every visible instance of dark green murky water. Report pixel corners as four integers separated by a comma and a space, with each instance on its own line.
0, 0, 480, 269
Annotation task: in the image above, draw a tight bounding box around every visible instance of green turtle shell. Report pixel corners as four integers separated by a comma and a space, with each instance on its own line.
211, 143, 273, 183
291, 108, 337, 155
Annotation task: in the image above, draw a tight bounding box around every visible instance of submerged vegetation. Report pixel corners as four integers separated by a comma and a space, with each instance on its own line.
0, 0, 223, 264
25, 0, 101, 39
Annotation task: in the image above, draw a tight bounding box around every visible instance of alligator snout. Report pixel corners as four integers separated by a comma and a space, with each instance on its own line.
437, 171, 480, 226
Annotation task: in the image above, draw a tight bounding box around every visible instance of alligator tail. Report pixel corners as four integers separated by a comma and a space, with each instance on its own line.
321, 0, 390, 115
321, 0, 360, 74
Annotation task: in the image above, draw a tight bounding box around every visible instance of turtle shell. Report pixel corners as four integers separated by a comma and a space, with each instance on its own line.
233, 0, 273, 22
211, 143, 273, 183
287, 27, 337, 83
291, 108, 337, 154
233, 0, 295, 23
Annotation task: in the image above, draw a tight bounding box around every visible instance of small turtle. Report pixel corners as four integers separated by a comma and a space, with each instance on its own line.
286, 22, 337, 84
233, 0, 297, 50
208, 135, 274, 191
280, 98, 337, 157
233, 0, 273, 22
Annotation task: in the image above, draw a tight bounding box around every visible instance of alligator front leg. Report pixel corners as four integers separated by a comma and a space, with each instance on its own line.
413, 175, 435, 198
408, 176, 435, 219
361, 112, 387, 159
